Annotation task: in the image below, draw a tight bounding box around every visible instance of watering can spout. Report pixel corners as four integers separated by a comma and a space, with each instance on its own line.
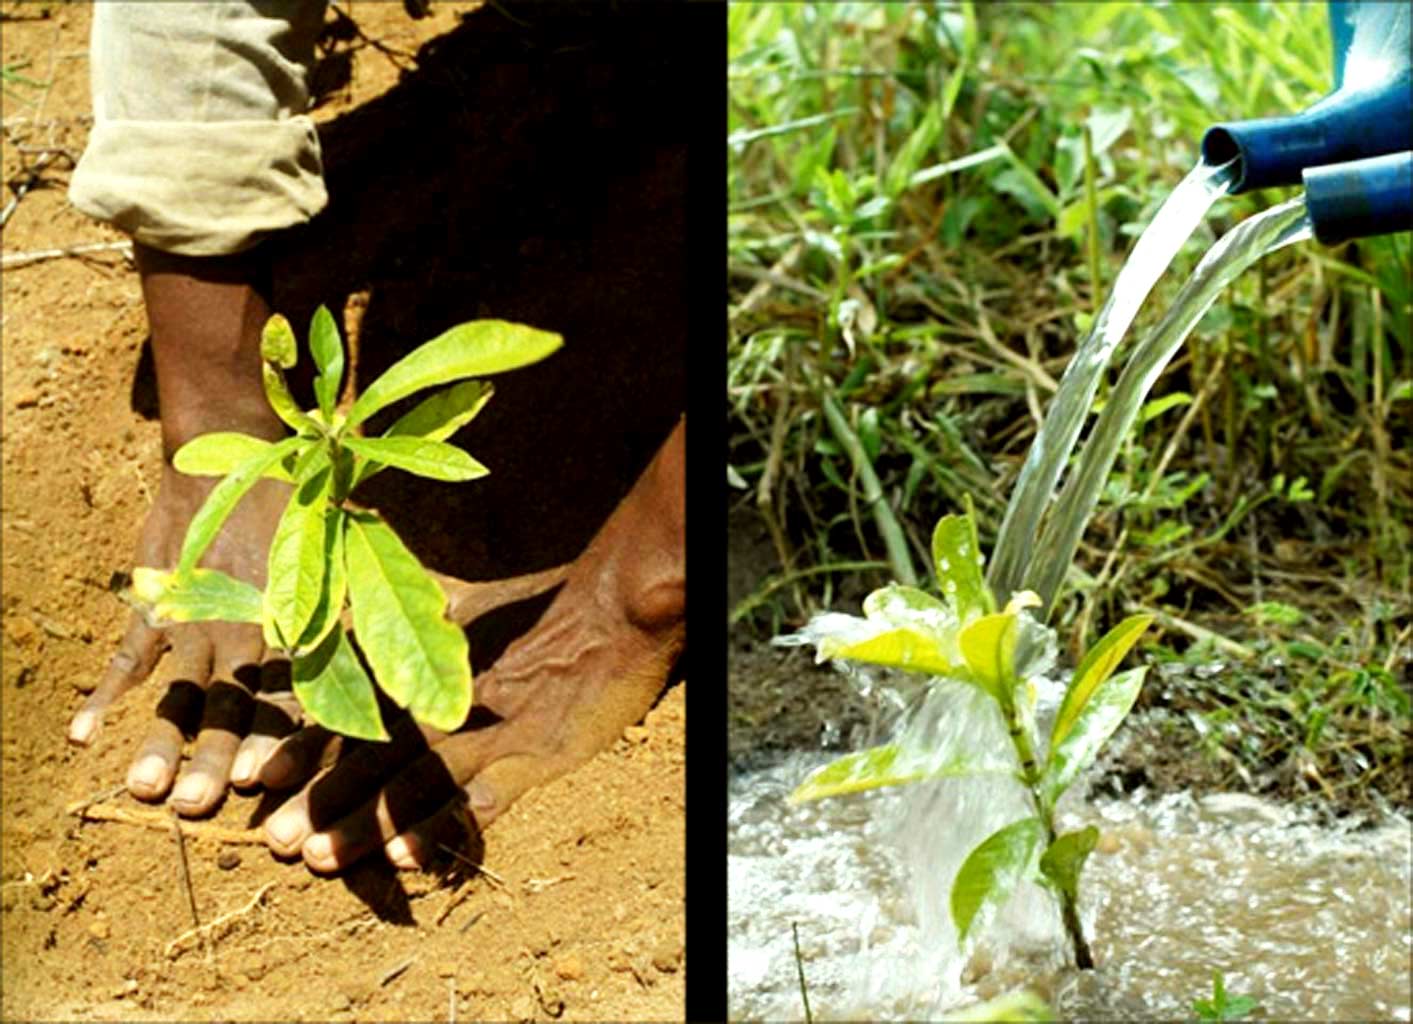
1200, 1, 1412, 194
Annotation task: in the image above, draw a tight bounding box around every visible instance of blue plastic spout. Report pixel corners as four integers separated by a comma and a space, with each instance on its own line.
1201, 1, 1412, 194
1304, 151, 1413, 245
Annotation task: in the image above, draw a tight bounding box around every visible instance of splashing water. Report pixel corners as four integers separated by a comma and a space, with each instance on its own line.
1025, 196, 1314, 611
728, 747, 1412, 1021
988, 158, 1237, 603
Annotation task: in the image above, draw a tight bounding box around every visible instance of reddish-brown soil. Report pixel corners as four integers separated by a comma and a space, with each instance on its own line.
2, 4, 685, 1020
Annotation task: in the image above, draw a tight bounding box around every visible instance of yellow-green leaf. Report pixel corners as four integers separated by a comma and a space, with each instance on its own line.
309, 305, 344, 421
173, 432, 296, 483
958, 612, 1018, 707
386, 379, 493, 443
261, 314, 297, 369
343, 435, 489, 483
951, 817, 1046, 944
1051, 613, 1153, 749
263, 467, 332, 650
177, 437, 302, 575
292, 623, 388, 741
346, 320, 561, 428
1040, 666, 1146, 812
344, 511, 471, 731
130, 567, 263, 625
820, 626, 960, 676
1038, 826, 1098, 904
932, 512, 992, 622
790, 743, 1019, 804
262, 361, 318, 434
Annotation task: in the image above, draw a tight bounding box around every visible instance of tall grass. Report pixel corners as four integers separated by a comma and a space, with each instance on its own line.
727, 2, 1411, 670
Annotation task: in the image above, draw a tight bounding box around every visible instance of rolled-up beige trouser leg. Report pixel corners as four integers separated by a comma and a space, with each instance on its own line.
69, 2, 330, 256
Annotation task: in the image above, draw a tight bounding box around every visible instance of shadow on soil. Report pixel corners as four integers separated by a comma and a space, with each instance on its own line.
130, 1, 688, 920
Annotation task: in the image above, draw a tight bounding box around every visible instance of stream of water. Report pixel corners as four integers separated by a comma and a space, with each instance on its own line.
728, 749, 1412, 1020
1025, 196, 1315, 611
987, 157, 1237, 604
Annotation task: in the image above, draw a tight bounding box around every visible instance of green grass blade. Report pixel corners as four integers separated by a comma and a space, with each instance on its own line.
309, 305, 344, 421
292, 623, 389, 741
263, 466, 332, 650
177, 437, 302, 575
130, 567, 263, 625
344, 511, 471, 731
951, 817, 1046, 945
343, 435, 489, 483
173, 432, 296, 482
346, 320, 561, 428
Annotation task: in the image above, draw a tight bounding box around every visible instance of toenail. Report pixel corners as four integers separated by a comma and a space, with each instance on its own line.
266, 809, 305, 849
128, 755, 168, 793
385, 835, 418, 868
304, 832, 334, 867
467, 779, 496, 813
68, 711, 97, 746
231, 749, 257, 784
171, 773, 213, 810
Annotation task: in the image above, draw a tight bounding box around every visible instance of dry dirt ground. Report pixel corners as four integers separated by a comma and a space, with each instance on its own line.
2, 4, 685, 1020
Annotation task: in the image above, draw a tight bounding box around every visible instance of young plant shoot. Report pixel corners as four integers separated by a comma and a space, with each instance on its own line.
130, 307, 561, 742
789, 501, 1151, 970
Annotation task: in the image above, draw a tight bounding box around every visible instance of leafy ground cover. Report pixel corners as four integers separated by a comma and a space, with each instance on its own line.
727, 2, 1410, 814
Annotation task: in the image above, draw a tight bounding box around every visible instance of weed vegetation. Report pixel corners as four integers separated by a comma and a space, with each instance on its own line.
727, 3, 1410, 815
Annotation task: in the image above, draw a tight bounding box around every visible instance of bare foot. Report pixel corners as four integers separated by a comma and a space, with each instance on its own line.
261, 420, 686, 872
68, 243, 300, 816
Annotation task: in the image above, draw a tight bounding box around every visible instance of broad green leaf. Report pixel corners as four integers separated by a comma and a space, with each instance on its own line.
346, 320, 561, 428
932, 513, 992, 622
1051, 613, 1153, 748
261, 314, 297, 369
292, 624, 388, 741
178, 437, 302, 574
130, 567, 262, 624
350, 381, 495, 489
1040, 666, 1147, 812
173, 432, 295, 483
958, 612, 1018, 707
789, 744, 1018, 804
386, 379, 494, 442
344, 512, 471, 731
1038, 826, 1099, 905
262, 361, 318, 434
291, 506, 347, 654
343, 435, 489, 483
309, 305, 344, 421
263, 466, 332, 649
951, 817, 1046, 944
819, 626, 961, 677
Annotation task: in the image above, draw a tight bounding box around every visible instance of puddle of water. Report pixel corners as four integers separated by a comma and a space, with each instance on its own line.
728, 754, 1412, 1020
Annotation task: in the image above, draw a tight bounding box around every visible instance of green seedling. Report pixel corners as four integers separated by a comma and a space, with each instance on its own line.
790, 500, 1152, 970
130, 307, 561, 741
1191, 969, 1258, 1021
